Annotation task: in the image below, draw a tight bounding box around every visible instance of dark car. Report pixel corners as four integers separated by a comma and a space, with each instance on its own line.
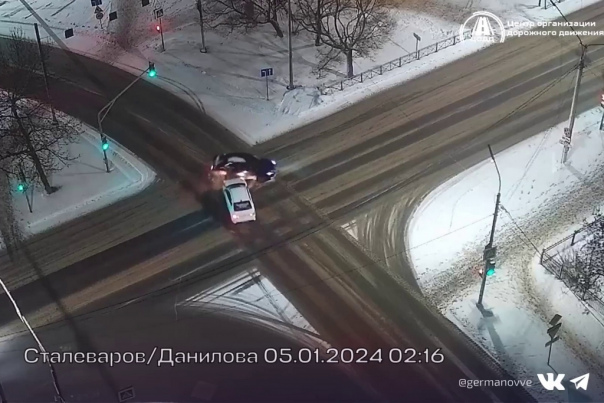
211, 153, 277, 183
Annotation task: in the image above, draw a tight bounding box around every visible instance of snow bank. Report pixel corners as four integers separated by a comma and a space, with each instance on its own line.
1, 0, 600, 144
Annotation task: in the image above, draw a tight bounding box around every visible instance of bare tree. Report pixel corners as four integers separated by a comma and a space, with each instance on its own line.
581, 211, 604, 277
203, 0, 286, 37
295, 0, 395, 77
0, 29, 80, 194
0, 99, 80, 186
561, 249, 602, 301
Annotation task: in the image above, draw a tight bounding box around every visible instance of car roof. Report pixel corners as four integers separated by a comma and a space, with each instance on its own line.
225, 156, 247, 163
219, 152, 258, 162
224, 179, 251, 202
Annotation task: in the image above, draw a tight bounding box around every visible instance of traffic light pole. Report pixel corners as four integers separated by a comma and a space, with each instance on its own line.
97, 66, 151, 173
158, 17, 165, 52
477, 145, 502, 307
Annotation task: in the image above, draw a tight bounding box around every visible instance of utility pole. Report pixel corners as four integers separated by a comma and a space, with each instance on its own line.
0, 279, 65, 403
196, 0, 207, 53
34, 23, 57, 125
287, 0, 294, 90
477, 145, 501, 307
562, 45, 586, 164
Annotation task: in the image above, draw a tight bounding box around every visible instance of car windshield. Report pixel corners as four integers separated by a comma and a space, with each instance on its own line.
234, 201, 252, 211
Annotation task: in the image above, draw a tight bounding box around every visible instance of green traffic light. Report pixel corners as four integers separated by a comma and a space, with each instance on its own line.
486, 268, 495, 276
17, 184, 24, 192
102, 142, 109, 151
148, 62, 156, 77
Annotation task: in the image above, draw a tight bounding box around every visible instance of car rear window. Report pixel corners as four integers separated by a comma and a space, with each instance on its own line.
234, 201, 252, 211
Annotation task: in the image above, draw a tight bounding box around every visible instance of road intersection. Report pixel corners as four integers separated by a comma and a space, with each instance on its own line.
3, 4, 604, 401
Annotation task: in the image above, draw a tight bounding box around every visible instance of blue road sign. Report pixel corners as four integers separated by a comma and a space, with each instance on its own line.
260, 68, 273, 77
91, 0, 102, 6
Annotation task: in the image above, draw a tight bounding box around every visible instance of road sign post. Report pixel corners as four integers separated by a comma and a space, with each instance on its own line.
260, 68, 274, 100
546, 314, 562, 367
95, 5, 104, 27
413, 33, 421, 59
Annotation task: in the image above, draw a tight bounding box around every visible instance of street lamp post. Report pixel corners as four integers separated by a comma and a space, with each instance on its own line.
477, 144, 501, 307
97, 62, 155, 173
196, 0, 207, 53
34, 23, 57, 125
286, 0, 294, 90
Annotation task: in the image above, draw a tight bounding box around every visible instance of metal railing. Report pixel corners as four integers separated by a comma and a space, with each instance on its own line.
319, 29, 472, 95
540, 217, 604, 316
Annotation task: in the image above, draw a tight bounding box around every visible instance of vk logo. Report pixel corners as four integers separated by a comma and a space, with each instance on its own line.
537, 373, 565, 391
537, 373, 590, 391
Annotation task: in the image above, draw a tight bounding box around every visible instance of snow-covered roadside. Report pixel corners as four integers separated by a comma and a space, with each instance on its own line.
7, 122, 156, 242
0, 0, 599, 144
408, 108, 604, 289
404, 107, 604, 400
177, 268, 328, 349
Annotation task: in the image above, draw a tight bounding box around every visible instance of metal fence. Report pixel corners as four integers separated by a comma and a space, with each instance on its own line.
319, 29, 472, 95
540, 217, 604, 315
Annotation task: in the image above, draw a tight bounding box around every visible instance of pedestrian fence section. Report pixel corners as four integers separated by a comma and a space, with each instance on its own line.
319, 29, 472, 95
540, 216, 604, 317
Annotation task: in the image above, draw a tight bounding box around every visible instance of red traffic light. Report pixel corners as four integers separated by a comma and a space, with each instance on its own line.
156, 25, 161, 32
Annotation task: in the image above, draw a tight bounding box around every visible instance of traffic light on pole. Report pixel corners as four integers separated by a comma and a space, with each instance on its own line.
17, 183, 25, 192
156, 24, 161, 33
102, 137, 109, 151
148, 62, 156, 77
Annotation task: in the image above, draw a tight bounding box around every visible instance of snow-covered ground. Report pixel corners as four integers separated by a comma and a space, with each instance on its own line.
6, 122, 155, 242
0, 0, 599, 144
178, 268, 329, 349
406, 107, 604, 401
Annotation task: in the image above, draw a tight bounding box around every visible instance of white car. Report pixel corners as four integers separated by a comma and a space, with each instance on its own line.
223, 178, 256, 224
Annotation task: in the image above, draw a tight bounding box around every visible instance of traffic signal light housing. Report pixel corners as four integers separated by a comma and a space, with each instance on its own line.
17, 183, 26, 192
485, 258, 495, 277
148, 62, 156, 77
156, 24, 161, 32
101, 137, 109, 151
